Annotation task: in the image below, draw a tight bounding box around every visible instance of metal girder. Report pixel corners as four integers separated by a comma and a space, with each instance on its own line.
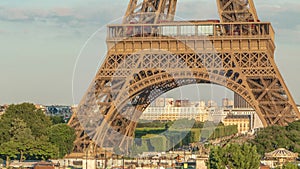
216, 0, 259, 22
69, 47, 300, 153
68, 0, 300, 155
123, 0, 177, 24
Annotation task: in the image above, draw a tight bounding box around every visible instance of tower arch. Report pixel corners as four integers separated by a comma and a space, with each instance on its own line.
68, 0, 300, 154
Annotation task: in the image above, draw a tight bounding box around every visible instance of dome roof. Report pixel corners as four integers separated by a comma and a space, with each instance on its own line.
265, 148, 298, 158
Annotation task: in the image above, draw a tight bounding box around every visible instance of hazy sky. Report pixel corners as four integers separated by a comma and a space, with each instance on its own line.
1, 0, 300, 105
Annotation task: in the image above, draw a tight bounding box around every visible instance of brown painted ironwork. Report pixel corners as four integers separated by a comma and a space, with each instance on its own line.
68, 0, 300, 154
123, 0, 177, 24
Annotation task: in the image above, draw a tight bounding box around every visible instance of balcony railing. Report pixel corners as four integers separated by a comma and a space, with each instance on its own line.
107, 22, 274, 41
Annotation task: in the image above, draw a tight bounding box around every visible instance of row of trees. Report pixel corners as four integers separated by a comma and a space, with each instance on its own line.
203, 125, 238, 140
137, 119, 210, 129
136, 124, 237, 143
0, 103, 75, 163
250, 120, 300, 155
133, 124, 238, 153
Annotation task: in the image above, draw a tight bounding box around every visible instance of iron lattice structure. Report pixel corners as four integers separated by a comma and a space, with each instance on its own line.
123, 0, 177, 24
68, 0, 300, 153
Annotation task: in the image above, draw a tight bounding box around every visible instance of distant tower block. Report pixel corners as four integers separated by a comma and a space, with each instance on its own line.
222, 98, 229, 107
234, 93, 251, 108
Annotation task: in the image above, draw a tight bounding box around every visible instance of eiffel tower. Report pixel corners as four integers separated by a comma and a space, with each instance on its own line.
68, 0, 300, 153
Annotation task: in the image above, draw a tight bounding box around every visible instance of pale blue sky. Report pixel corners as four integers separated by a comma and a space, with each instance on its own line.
1, 0, 300, 105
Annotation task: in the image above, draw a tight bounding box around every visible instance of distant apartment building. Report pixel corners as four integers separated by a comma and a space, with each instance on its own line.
222, 98, 234, 108
141, 106, 209, 121
45, 105, 72, 116
222, 107, 264, 132
141, 98, 209, 122
223, 114, 251, 133
222, 98, 229, 107
141, 96, 269, 132
44, 105, 74, 122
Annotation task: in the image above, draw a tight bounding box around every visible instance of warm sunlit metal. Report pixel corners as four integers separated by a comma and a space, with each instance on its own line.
217, 0, 258, 23
123, 0, 177, 24
68, 0, 300, 155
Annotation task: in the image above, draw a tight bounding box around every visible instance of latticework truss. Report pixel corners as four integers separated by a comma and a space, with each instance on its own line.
217, 0, 258, 22
68, 0, 300, 155
123, 0, 177, 24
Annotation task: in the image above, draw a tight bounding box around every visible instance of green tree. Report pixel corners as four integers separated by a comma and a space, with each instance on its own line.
207, 146, 226, 169
226, 144, 260, 169
0, 116, 12, 145
47, 124, 76, 158
0, 141, 18, 166
0, 103, 52, 140
279, 163, 299, 169
10, 118, 35, 161
207, 143, 260, 169
286, 120, 300, 131
1, 127, 59, 161
0, 104, 61, 161
0, 118, 35, 162
250, 125, 293, 155
29, 138, 59, 160
50, 116, 65, 124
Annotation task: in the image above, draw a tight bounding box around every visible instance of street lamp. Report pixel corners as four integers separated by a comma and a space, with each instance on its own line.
184, 149, 186, 162
104, 149, 107, 169
122, 155, 125, 169
85, 148, 88, 169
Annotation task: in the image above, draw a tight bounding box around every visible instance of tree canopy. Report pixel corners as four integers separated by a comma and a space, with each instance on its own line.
50, 116, 65, 124
280, 163, 299, 169
0, 103, 52, 142
250, 120, 300, 155
47, 124, 76, 158
207, 143, 260, 169
0, 103, 75, 162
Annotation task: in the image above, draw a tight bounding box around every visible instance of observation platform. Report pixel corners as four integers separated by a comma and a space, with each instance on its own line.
106, 21, 275, 53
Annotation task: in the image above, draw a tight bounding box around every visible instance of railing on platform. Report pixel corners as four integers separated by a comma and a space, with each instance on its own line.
107, 22, 274, 41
